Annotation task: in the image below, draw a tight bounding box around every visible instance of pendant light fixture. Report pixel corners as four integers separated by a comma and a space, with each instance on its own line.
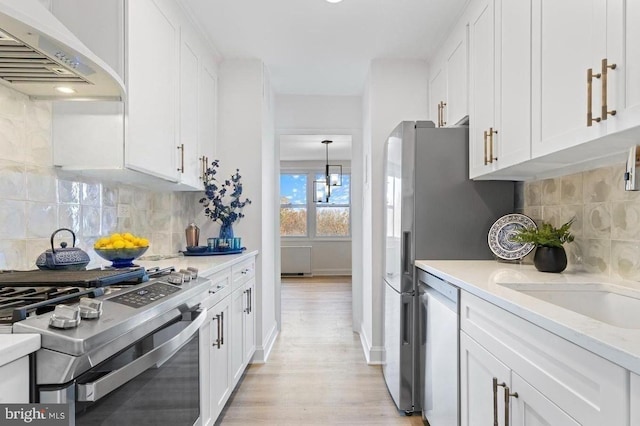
313, 140, 343, 203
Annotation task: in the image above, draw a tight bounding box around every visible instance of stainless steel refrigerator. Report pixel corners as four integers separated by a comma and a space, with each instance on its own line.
382, 121, 514, 415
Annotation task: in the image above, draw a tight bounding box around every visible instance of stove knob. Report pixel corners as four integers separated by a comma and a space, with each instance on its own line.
179, 269, 192, 282
79, 298, 103, 319
187, 267, 199, 279
49, 304, 81, 329
167, 272, 184, 285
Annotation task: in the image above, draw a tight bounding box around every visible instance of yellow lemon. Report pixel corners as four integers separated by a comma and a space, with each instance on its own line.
123, 233, 135, 241
112, 240, 126, 249
104, 244, 114, 250
124, 241, 135, 249
138, 238, 149, 247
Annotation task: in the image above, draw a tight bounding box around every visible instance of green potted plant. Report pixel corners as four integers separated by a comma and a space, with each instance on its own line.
511, 218, 575, 273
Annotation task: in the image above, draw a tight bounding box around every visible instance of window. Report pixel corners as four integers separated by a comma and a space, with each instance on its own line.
280, 174, 307, 237
316, 174, 350, 237
280, 171, 351, 238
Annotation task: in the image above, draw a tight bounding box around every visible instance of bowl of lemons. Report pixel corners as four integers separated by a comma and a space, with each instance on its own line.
94, 233, 150, 268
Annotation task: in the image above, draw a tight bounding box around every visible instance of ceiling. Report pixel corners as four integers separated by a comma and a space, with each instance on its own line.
182, 0, 469, 96
280, 135, 352, 161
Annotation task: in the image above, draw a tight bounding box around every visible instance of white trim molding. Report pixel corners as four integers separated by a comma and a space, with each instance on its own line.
251, 324, 279, 364
358, 324, 384, 365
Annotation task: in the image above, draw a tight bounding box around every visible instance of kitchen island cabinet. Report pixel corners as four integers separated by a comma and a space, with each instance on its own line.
50, 0, 217, 190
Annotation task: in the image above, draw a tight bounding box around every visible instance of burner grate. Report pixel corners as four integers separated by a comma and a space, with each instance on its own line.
0, 286, 105, 324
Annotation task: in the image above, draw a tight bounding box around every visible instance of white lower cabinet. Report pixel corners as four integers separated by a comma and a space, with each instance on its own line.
209, 294, 231, 421
199, 254, 257, 426
460, 291, 628, 426
631, 373, 640, 425
230, 277, 256, 388
0, 357, 30, 403
230, 284, 245, 386
461, 332, 579, 426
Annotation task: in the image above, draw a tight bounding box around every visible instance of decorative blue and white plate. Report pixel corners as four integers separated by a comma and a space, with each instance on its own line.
488, 214, 537, 260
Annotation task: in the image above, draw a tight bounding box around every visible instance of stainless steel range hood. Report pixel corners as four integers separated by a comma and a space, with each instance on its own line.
0, 0, 124, 100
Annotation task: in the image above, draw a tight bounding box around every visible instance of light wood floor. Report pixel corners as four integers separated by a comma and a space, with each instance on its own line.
216, 276, 423, 425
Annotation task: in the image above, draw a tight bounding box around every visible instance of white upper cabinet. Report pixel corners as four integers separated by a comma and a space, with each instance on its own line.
455, 0, 640, 180
494, 0, 531, 171
607, 0, 640, 135
468, 0, 496, 178
50, 0, 218, 190
469, 0, 532, 179
429, 24, 468, 128
530, 0, 608, 158
126, 0, 180, 182
429, 67, 447, 127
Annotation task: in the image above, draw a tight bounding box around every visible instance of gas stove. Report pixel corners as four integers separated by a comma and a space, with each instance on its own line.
2, 266, 212, 383
1, 265, 215, 424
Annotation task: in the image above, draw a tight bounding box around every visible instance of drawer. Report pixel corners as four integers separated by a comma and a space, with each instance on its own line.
202, 269, 231, 310
231, 257, 255, 289
460, 291, 627, 426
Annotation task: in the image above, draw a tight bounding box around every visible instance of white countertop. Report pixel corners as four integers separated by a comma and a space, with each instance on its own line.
415, 260, 640, 374
93, 249, 259, 277
0, 334, 40, 367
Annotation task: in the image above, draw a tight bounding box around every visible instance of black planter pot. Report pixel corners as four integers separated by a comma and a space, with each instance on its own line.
533, 246, 567, 273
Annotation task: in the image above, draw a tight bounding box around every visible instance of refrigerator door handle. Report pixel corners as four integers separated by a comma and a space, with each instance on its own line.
401, 297, 411, 345
402, 231, 411, 275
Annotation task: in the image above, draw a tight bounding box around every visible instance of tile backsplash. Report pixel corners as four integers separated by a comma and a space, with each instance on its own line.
521, 163, 640, 280
0, 85, 200, 270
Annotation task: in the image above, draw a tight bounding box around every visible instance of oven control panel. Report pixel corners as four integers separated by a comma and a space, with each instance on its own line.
109, 282, 180, 308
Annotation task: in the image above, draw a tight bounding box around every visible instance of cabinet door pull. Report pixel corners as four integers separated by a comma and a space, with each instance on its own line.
492, 378, 506, 426
484, 130, 489, 165
441, 101, 447, 126
212, 314, 221, 348
601, 58, 617, 120
199, 156, 205, 180
220, 311, 224, 345
248, 287, 252, 314
489, 128, 498, 163
177, 144, 185, 173
587, 68, 602, 126
503, 385, 518, 426
244, 290, 249, 313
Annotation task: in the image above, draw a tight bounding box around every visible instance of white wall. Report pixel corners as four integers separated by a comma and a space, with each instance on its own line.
208, 58, 278, 362
360, 59, 429, 363
275, 94, 363, 330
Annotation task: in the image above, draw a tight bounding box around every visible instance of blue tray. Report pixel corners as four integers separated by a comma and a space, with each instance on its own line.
181, 247, 246, 256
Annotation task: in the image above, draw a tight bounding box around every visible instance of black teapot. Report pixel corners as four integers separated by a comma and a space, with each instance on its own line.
36, 228, 90, 270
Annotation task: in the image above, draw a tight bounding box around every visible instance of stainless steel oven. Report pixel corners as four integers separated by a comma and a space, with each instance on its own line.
41, 307, 205, 426
8, 267, 212, 426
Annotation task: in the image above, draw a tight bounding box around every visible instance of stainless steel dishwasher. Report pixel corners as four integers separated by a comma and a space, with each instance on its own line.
418, 269, 460, 426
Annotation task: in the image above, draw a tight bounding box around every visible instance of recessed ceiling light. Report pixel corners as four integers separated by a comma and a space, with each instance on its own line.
55, 86, 76, 94
326, 0, 343, 3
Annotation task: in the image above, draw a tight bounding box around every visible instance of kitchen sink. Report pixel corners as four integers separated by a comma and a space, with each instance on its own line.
498, 282, 640, 329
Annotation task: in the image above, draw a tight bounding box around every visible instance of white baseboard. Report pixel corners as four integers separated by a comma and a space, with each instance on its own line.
358, 324, 384, 365
311, 268, 352, 276
251, 323, 278, 364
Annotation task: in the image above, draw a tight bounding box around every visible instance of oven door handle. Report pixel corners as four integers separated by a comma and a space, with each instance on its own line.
76, 310, 206, 402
